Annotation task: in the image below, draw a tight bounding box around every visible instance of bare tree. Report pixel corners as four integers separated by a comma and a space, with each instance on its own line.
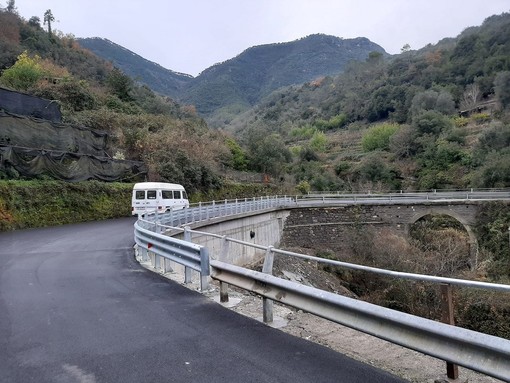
460, 83, 481, 111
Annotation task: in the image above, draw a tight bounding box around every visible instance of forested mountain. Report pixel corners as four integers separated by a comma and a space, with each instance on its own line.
81, 33, 386, 127
180, 35, 386, 125
77, 37, 193, 99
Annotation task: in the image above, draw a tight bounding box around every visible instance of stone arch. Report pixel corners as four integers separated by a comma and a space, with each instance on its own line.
406, 207, 479, 268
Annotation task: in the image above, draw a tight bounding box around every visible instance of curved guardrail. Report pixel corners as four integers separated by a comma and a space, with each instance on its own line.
133, 190, 510, 381
210, 260, 510, 381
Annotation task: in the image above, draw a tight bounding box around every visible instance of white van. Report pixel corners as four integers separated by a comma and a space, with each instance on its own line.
131, 182, 189, 216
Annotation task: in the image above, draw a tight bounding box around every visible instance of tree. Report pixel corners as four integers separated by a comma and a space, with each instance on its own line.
400, 44, 411, 53
460, 83, 481, 111
43, 9, 55, 37
106, 68, 134, 101
6, 0, 17, 13
0, 51, 43, 91
410, 90, 455, 117
362, 123, 400, 152
494, 71, 510, 110
225, 137, 248, 171
28, 16, 41, 28
249, 133, 291, 177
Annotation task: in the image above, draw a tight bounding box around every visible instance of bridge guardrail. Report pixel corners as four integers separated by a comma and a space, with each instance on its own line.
134, 190, 510, 381
299, 189, 510, 204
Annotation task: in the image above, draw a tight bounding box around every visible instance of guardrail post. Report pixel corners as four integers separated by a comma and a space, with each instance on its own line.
219, 236, 230, 302
155, 252, 161, 270
164, 258, 173, 273
184, 227, 192, 284
220, 281, 229, 303
140, 246, 149, 262
262, 246, 275, 324
200, 247, 210, 291
440, 283, 459, 380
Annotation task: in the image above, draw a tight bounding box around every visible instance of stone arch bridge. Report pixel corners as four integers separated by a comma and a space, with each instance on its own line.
280, 201, 490, 263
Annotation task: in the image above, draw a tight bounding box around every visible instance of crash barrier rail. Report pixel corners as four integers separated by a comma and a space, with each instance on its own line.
138, 189, 510, 231
134, 191, 510, 381
300, 188, 510, 203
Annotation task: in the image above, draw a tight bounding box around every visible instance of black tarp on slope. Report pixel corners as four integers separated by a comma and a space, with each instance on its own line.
0, 110, 108, 156
0, 87, 62, 122
0, 145, 146, 182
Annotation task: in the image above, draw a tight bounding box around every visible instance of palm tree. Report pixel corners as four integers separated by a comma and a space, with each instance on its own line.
43, 9, 55, 36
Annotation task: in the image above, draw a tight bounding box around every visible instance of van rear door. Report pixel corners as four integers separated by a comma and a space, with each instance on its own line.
132, 188, 160, 214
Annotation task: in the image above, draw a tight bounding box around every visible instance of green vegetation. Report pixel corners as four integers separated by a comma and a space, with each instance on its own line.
226, 12, 510, 193
361, 123, 400, 151
0, 180, 133, 230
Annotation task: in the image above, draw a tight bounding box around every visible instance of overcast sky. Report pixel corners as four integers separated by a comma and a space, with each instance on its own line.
12, 0, 510, 77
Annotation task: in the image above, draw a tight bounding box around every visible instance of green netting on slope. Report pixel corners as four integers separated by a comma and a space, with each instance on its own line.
0, 145, 146, 182
0, 111, 108, 156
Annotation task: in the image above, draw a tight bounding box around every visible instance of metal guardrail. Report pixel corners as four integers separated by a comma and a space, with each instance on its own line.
300, 189, 510, 204
133, 190, 510, 381
139, 189, 510, 230
210, 260, 510, 381
134, 220, 210, 290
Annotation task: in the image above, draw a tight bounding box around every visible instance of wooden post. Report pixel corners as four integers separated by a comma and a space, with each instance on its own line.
440, 283, 459, 380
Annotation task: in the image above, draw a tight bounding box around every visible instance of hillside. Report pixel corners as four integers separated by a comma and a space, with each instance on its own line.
180, 34, 387, 125
77, 37, 193, 99
81, 33, 386, 126
0, 9, 230, 194
224, 12, 510, 193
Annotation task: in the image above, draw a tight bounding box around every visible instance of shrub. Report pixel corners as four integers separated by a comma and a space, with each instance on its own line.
471, 112, 491, 124
0, 51, 43, 91
362, 123, 400, 152
0, 180, 133, 231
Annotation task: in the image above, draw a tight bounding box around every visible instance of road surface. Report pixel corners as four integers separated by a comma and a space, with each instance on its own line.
0, 218, 407, 382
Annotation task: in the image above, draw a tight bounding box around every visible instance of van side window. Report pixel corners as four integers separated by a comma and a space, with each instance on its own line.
173, 190, 181, 199
182, 191, 188, 199
147, 190, 157, 199
162, 190, 173, 199
135, 190, 145, 199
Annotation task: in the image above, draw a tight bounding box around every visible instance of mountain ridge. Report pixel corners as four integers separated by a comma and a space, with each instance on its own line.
77, 37, 193, 98
78, 34, 387, 125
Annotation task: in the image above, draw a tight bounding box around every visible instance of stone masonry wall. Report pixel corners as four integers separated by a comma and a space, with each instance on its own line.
280, 202, 482, 256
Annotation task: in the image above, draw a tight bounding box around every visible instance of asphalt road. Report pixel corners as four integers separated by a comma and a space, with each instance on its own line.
0, 218, 407, 383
